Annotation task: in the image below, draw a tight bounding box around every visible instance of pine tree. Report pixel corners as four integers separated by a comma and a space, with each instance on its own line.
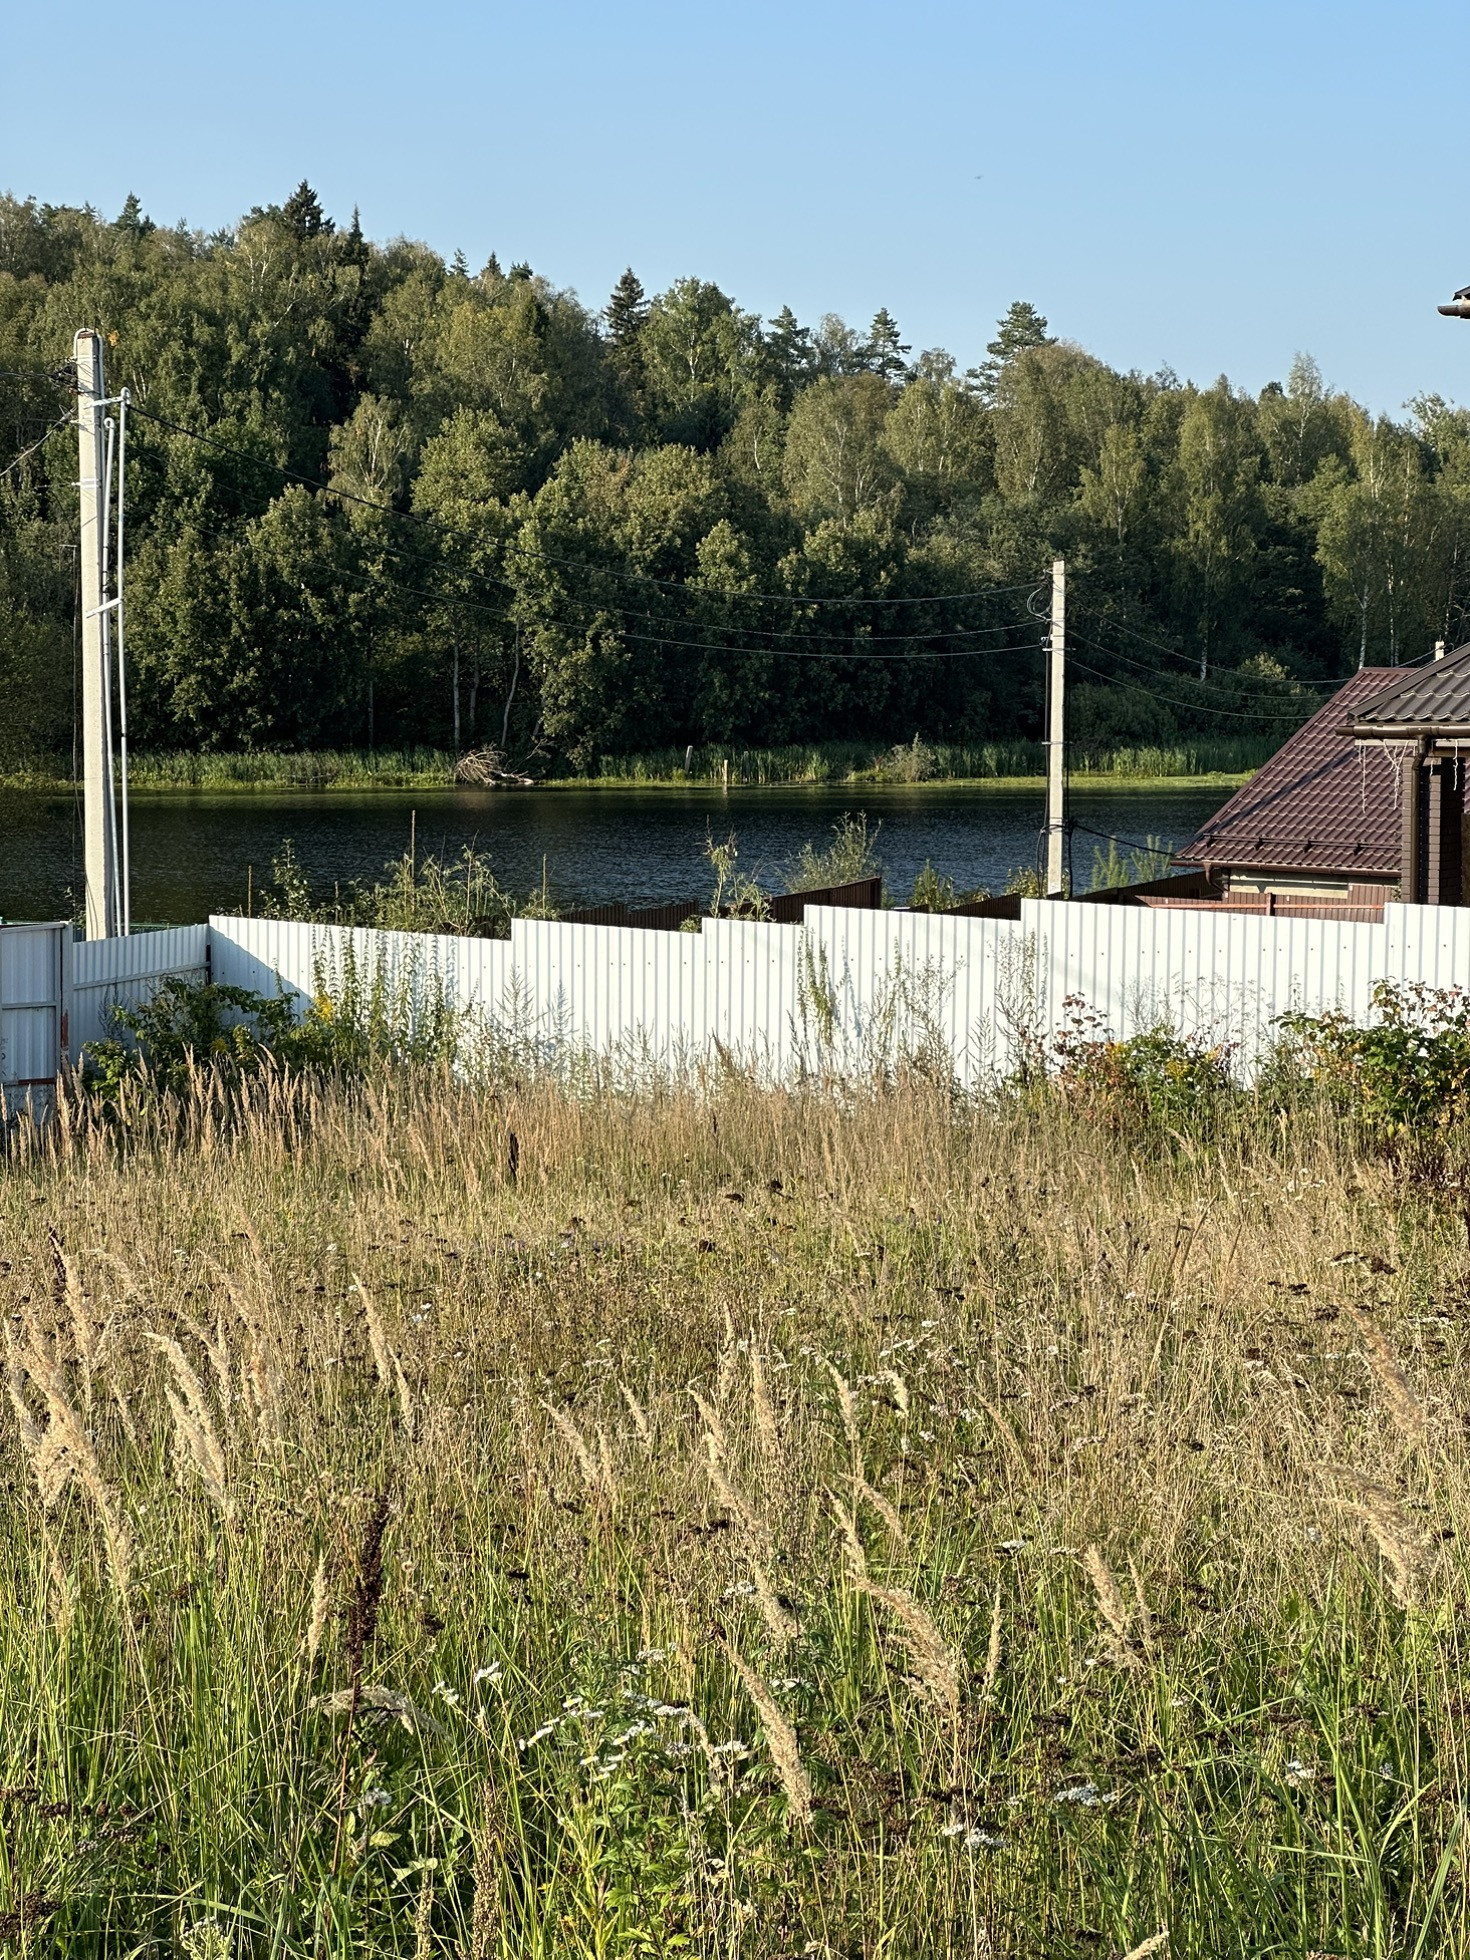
764, 305, 816, 402
969, 300, 1053, 398
863, 307, 911, 382
282, 181, 334, 238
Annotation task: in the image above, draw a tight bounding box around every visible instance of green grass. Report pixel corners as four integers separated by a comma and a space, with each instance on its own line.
0, 737, 1272, 794
2, 1068, 1468, 1955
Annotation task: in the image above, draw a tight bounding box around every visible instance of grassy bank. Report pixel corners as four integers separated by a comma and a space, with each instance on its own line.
0, 736, 1272, 794
2, 1069, 1467, 1954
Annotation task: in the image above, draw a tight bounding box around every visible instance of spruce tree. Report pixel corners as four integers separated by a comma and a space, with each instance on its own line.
863, 306, 911, 382
605, 268, 648, 349
282, 181, 333, 238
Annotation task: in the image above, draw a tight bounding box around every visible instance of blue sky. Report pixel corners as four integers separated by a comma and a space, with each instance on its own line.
5, 0, 1468, 413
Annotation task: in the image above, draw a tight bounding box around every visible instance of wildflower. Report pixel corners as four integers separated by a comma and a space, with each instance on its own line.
1054, 1782, 1116, 1806
473, 1663, 503, 1686
432, 1681, 461, 1707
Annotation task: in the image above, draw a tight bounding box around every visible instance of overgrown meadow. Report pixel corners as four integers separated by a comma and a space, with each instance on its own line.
2, 1063, 1469, 1957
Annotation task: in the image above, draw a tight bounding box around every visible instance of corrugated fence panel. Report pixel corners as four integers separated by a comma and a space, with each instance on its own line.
1, 923, 65, 1108
699, 919, 802, 1076
68, 924, 209, 1057
60, 900, 1470, 1091
1387, 903, 1470, 988
802, 906, 1025, 1085
209, 916, 520, 1035
1021, 899, 1386, 1071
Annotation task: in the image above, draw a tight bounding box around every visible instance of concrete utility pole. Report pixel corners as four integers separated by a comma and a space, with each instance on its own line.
75, 328, 118, 940
1045, 556, 1066, 896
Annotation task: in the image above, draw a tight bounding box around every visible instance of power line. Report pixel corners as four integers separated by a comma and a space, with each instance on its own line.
0, 413, 71, 484
1076, 604, 1440, 686
1068, 628, 1337, 712
127, 403, 1048, 611
1067, 654, 1308, 722
139, 488, 1047, 666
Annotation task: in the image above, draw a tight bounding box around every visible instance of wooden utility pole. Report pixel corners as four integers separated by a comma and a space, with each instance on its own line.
76, 328, 118, 939
1045, 556, 1066, 896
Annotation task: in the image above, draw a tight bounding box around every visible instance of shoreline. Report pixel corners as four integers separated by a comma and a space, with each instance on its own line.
1, 769, 1256, 796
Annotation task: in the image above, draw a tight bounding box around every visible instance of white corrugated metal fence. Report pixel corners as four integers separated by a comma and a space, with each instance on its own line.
6, 900, 1470, 1096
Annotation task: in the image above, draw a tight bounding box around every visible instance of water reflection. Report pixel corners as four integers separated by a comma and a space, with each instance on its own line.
1, 782, 1236, 925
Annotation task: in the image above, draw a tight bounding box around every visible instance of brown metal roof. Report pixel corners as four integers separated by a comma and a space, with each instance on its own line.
1176, 667, 1405, 877
1346, 641, 1470, 733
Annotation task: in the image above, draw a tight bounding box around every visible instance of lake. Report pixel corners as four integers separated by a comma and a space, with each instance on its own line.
0, 782, 1238, 925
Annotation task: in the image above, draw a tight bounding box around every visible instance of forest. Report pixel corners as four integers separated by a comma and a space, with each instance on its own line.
3, 181, 1470, 771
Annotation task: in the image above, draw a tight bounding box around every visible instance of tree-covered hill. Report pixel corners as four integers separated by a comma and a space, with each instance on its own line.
3, 184, 1467, 768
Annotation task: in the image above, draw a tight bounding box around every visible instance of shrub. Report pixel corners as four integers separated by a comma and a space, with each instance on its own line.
787, 812, 883, 893
907, 861, 991, 912
1043, 994, 1236, 1131
1272, 980, 1470, 1147
257, 839, 550, 938
83, 958, 465, 1105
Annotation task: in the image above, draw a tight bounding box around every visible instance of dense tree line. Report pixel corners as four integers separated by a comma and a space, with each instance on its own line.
4, 183, 1470, 767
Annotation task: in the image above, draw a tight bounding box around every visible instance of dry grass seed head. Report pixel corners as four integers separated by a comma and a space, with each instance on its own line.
824, 1360, 862, 1458
307, 1552, 332, 1664
469, 1780, 504, 1960
7, 1326, 132, 1594
1352, 1310, 1428, 1449
1335, 1472, 1429, 1608
148, 1334, 231, 1516
720, 1637, 812, 1826
981, 1580, 1003, 1702
749, 1558, 801, 1649
829, 1490, 868, 1579
690, 1390, 728, 1459
854, 1578, 961, 1721
853, 1471, 907, 1549
355, 1273, 395, 1392
619, 1381, 653, 1451
749, 1348, 782, 1463
1083, 1544, 1143, 1670
543, 1401, 614, 1505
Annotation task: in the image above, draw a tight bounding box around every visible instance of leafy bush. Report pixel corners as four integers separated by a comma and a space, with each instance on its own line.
786, 811, 883, 893
873, 735, 938, 783
1041, 994, 1236, 1131
82, 981, 303, 1104
83, 958, 465, 1105
704, 829, 770, 919
1272, 980, 1470, 1147
257, 839, 550, 938
907, 861, 991, 911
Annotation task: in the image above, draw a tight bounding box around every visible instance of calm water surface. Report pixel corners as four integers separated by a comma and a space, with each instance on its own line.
0, 783, 1237, 925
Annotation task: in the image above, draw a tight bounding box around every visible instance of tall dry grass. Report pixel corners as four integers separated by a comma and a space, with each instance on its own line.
0, 1068, 1469, 1954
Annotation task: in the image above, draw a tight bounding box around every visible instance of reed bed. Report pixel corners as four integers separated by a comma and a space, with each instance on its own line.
2, 1072, 1469, 1955
0, 736, 1270, 795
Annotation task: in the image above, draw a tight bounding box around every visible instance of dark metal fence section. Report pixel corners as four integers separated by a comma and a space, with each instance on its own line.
560, 898, 702, 931
766, 876, 883, 924
1081, 869, 1216, 906
560, 877, 886, 932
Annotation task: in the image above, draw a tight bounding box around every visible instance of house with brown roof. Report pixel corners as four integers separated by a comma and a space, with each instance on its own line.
1167, 650, 1470, 919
